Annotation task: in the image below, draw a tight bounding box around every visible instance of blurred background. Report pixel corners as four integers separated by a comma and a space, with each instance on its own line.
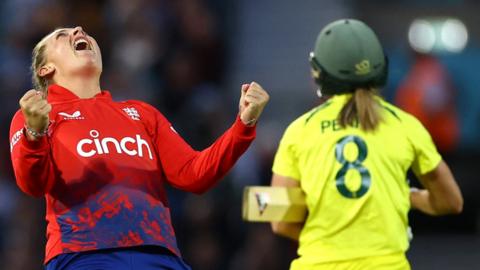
0, 0, 479, 269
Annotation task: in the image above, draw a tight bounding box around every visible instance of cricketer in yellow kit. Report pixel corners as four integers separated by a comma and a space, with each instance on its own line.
270, 19, 462, 270
273, 94, 440, 269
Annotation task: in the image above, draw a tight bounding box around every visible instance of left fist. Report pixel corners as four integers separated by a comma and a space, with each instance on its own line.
239, 82, 269, 126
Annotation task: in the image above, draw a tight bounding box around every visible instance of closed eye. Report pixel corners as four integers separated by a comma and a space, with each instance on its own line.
55, 31, 68, 39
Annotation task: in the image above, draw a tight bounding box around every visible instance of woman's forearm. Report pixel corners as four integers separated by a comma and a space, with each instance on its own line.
410, 187, 463, 216
414, 161, 463, 215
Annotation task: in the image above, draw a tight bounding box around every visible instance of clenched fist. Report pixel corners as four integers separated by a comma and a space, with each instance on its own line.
19, 89, 51, 140
239, 82, 269, 126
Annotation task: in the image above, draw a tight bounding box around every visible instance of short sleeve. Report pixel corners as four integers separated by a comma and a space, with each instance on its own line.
272, 121, 301, 181
407, 115, 442, 176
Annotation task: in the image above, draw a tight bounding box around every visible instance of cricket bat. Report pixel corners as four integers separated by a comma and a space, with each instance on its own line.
242, 186, 307, 222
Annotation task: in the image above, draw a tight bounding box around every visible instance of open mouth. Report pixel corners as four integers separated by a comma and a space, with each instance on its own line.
74, 38, 91, 51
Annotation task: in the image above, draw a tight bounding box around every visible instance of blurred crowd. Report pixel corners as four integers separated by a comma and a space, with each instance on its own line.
0, 0, 479, 269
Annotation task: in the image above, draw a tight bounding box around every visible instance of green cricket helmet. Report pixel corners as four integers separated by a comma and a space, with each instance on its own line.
309, 19, 388, 95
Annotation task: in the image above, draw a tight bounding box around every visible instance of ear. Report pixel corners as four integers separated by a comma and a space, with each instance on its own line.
38, 64, 55, 78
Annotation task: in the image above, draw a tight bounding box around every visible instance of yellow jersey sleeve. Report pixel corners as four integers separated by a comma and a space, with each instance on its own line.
272, 119, 303, 181
405, 114, 442, 175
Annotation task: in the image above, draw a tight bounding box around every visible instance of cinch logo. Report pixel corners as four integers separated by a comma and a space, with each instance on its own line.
76, 130, 153, 159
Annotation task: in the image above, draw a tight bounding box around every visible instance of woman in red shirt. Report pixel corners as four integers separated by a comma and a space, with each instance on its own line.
10, 26, 269, 270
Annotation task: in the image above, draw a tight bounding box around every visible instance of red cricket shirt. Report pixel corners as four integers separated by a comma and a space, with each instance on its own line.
9, 84, 256, 263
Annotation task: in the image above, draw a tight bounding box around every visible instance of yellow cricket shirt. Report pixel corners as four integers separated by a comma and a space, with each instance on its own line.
272, 94, 441, 266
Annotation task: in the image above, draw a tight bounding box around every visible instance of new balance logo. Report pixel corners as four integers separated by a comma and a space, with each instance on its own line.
123, 107, 140, 121
59, 111, 84, 120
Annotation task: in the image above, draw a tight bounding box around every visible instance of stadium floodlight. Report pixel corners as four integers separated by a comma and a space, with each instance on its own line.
408, 19, 436, 53
441, 19, 468, 53
408, 17, 468, 54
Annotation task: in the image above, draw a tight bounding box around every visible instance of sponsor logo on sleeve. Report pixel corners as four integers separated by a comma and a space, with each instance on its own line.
10, 129, 23, 152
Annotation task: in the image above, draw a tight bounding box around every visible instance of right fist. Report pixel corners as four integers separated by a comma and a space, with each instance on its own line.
238, 82, 270, 126
19, 89, 51, 138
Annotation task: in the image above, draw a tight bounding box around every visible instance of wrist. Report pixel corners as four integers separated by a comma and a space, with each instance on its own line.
24, 123, 49, 140
240, 115, 257, 126
234, 115, 256, 139
243, 118, 257, 126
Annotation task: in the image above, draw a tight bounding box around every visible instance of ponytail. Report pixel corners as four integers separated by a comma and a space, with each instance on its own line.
338, 88, 382, 131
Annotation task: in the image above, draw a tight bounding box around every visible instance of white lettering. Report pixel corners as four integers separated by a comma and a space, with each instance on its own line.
77, 139, 95, 157
136, 135, 153, 159
93, 138, 104, 154
10, 129, 23, 152
101, 137, 121, 154
90, 130, 99, 137
120, 137, 137, 156
76, 130, 153, 160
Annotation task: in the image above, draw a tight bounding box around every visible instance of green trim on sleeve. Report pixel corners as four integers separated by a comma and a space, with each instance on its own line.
305, 101, 332, 124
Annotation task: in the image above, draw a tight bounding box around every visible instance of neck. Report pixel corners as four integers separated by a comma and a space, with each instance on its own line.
53, 76, 101, 99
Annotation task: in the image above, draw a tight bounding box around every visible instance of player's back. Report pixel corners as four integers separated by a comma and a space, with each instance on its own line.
273, 94, 440, 267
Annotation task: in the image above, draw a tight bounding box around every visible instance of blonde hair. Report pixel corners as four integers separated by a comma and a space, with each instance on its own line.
338, 88, 382, 131
31, 29, 61, 92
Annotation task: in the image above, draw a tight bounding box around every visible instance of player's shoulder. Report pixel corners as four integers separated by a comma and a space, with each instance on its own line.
12, 109, 24, 120
116, 99, 169, 124
118, 99, 156, 111
298, 100, 335, 126
283, 103, 331, 137
10, 109, 25, 126
118, 100, 163, 116
288, 108, 316, 130
377, 98, 420, 125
